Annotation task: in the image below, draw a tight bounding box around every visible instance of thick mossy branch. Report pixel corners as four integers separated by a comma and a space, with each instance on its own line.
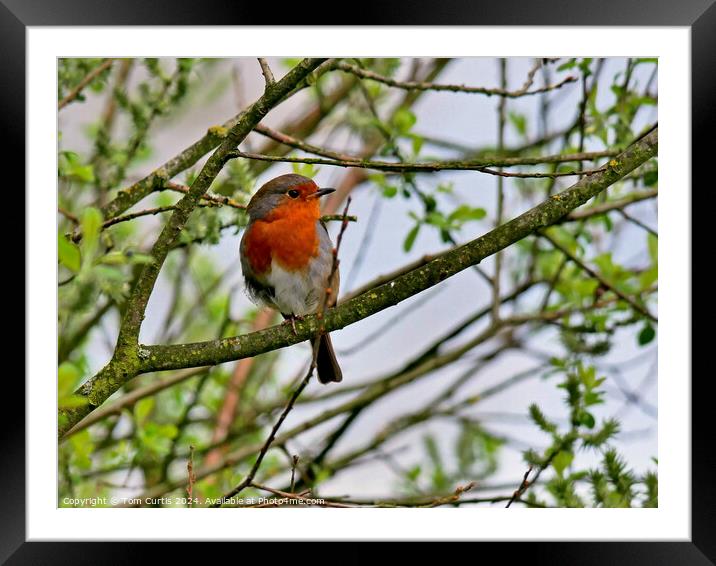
117, 58, 327, 349
102, 119, 238, 221
60, 129, 656, 438
58, 59, 327, 438
144, 128, 657, 373
101, 60, 333, 221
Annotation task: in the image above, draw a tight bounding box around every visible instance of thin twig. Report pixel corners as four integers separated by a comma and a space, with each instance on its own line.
165, 182, 247, 210
506, 446, 563, 507
333, 60, 577, 98
257, 58, 275, 89
61, 367, 208, 440
58, 58, 115, 110
186, 445, 196, 507
211, 199, 353, 507
561, 189, 658, 223
492, 58, 507, 322
249, 483, 353, 507
228, 150, 607, 178
58, 207, 79, 224
290, 455, 299, 493
540, 230, 657, 322
617, 208, 658, 237
506, 466, 534, 508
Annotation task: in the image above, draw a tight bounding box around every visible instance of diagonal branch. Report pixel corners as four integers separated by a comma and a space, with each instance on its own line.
140, 130, 656, 374
58, 58, 115, 110
540, 230, 657, 322
100, 60, 334, 220
58, 58, 327, 438
60, 128, 656, 439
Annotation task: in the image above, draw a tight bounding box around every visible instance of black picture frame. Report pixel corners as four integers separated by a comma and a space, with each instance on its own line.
8, 0, 709, 562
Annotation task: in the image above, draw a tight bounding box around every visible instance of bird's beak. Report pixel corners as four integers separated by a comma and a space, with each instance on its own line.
310, 188, 336, 199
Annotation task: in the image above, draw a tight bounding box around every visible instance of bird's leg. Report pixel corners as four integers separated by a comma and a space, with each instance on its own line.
282, 314, 305, 335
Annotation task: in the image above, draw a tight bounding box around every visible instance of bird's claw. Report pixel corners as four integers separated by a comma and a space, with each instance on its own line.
284, 315, 304, 335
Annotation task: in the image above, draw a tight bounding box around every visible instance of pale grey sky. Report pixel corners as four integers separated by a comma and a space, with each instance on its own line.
60, 57, 658, 502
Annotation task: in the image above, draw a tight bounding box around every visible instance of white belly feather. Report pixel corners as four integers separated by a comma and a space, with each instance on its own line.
264, 259, 320, 316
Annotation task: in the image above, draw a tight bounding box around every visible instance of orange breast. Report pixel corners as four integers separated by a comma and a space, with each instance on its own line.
244, 201, 320, 275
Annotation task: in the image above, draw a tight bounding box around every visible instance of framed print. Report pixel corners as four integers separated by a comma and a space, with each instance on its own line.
8, 0, 710, 562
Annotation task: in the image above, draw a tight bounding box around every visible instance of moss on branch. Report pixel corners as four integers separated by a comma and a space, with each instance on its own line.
58, 59, 327, 438
142, 128, 658, 373
59, 128, 656, 439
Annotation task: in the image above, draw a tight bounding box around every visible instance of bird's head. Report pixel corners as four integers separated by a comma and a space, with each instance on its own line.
246, 174, 335, 221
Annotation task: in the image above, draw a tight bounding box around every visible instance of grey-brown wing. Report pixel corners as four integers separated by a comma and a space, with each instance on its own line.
313, 220, 340, 308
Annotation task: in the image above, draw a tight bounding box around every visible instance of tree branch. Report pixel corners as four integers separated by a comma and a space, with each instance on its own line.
60, 128, 656, 438
540, 230, 657, 322
560, 189, 657, 223
58, 58, 327, 438
58, 58, 115, 110
257, 58, 275, 89
141, 130, 656, 374
333, 60, 577, 98
252, 123, 618, 170
100, 60, 334, 220
226, 150, 609, 178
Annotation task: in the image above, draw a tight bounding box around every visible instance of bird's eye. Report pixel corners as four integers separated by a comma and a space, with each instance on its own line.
287, 189, 300, 198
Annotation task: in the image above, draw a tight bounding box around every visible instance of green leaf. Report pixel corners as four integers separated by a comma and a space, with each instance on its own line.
584, 391, 605, 407
382, 185, 398, 198
508, 112, 527, 137
545, 225, 580, 256
59, 394, 90, 409
578, 410, 596, 429
647, 233, 658, 264
59, 151, 95, 183
557, 59, 577, 72
403, 223, 420, 252
423, 194, 437, 212
134, 397, 155, 425
93, 265, 125, 282
291, 161, 320, 178
128, 252, 155, 265
68, 429, 94, 470
58, 233, 81, 272
80, 207, 103, 266
448, 205, 487, 223
99, 250, 155, 266
313, 467, 332, 485
639, 266, 658, 290
99, 251, 129, 265
552, 450, 574, 477
424, 211, 448, 228
643, 170, 658, 186
529, 403, 558, 434
58, 361, 82, 398
411, 134, 424, 155
578, 58, 593, 76
391, 108, 417, 134
638, 324, 656, 346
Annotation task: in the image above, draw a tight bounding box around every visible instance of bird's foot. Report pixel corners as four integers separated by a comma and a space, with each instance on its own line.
283, 314, 304, 335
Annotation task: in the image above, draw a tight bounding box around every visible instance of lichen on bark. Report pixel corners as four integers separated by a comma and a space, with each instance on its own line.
59, 124, 656, 439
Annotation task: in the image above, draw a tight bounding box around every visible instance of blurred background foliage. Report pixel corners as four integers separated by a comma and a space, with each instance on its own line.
58, 57, 657, 508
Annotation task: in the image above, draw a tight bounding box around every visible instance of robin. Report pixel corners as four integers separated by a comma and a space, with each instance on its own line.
239, 174, 342, 383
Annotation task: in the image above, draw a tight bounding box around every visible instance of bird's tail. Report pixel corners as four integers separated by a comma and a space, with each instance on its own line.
316, 333, 342, 384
